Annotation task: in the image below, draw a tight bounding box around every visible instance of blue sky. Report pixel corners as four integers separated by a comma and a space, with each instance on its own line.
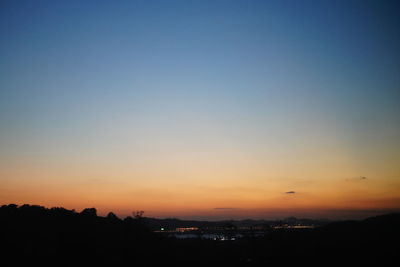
0, 0, 399, 218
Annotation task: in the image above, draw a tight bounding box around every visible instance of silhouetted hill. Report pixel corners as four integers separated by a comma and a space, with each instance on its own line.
0, 204, 398, 267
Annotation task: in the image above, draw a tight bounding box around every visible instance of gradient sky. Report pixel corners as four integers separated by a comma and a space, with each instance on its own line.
1, 0, 399, 220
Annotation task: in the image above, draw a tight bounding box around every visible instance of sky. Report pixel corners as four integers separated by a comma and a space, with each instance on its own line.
1, 0, 399, 220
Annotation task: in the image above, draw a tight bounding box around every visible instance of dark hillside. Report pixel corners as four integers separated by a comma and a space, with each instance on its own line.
0, 204, 398, 267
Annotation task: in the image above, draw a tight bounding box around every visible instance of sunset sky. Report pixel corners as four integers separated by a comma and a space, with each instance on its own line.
1, 0, 399, 220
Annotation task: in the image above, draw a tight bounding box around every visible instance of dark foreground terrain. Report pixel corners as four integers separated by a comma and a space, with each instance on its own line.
0, 204, 398, 267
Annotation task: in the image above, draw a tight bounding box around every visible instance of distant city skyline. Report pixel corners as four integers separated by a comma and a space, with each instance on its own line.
1, 0, 399, 220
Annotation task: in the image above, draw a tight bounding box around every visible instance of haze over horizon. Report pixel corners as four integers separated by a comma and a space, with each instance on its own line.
1, 0, 399, 220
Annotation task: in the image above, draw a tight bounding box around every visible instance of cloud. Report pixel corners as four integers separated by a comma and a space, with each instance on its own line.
214, 207, 235, 210
285, 191, 296, 194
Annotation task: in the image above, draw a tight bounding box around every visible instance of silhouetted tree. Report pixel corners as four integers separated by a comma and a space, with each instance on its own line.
107, 212, 119, 220
80, 208, 97, 217
134, 210, 144, 219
